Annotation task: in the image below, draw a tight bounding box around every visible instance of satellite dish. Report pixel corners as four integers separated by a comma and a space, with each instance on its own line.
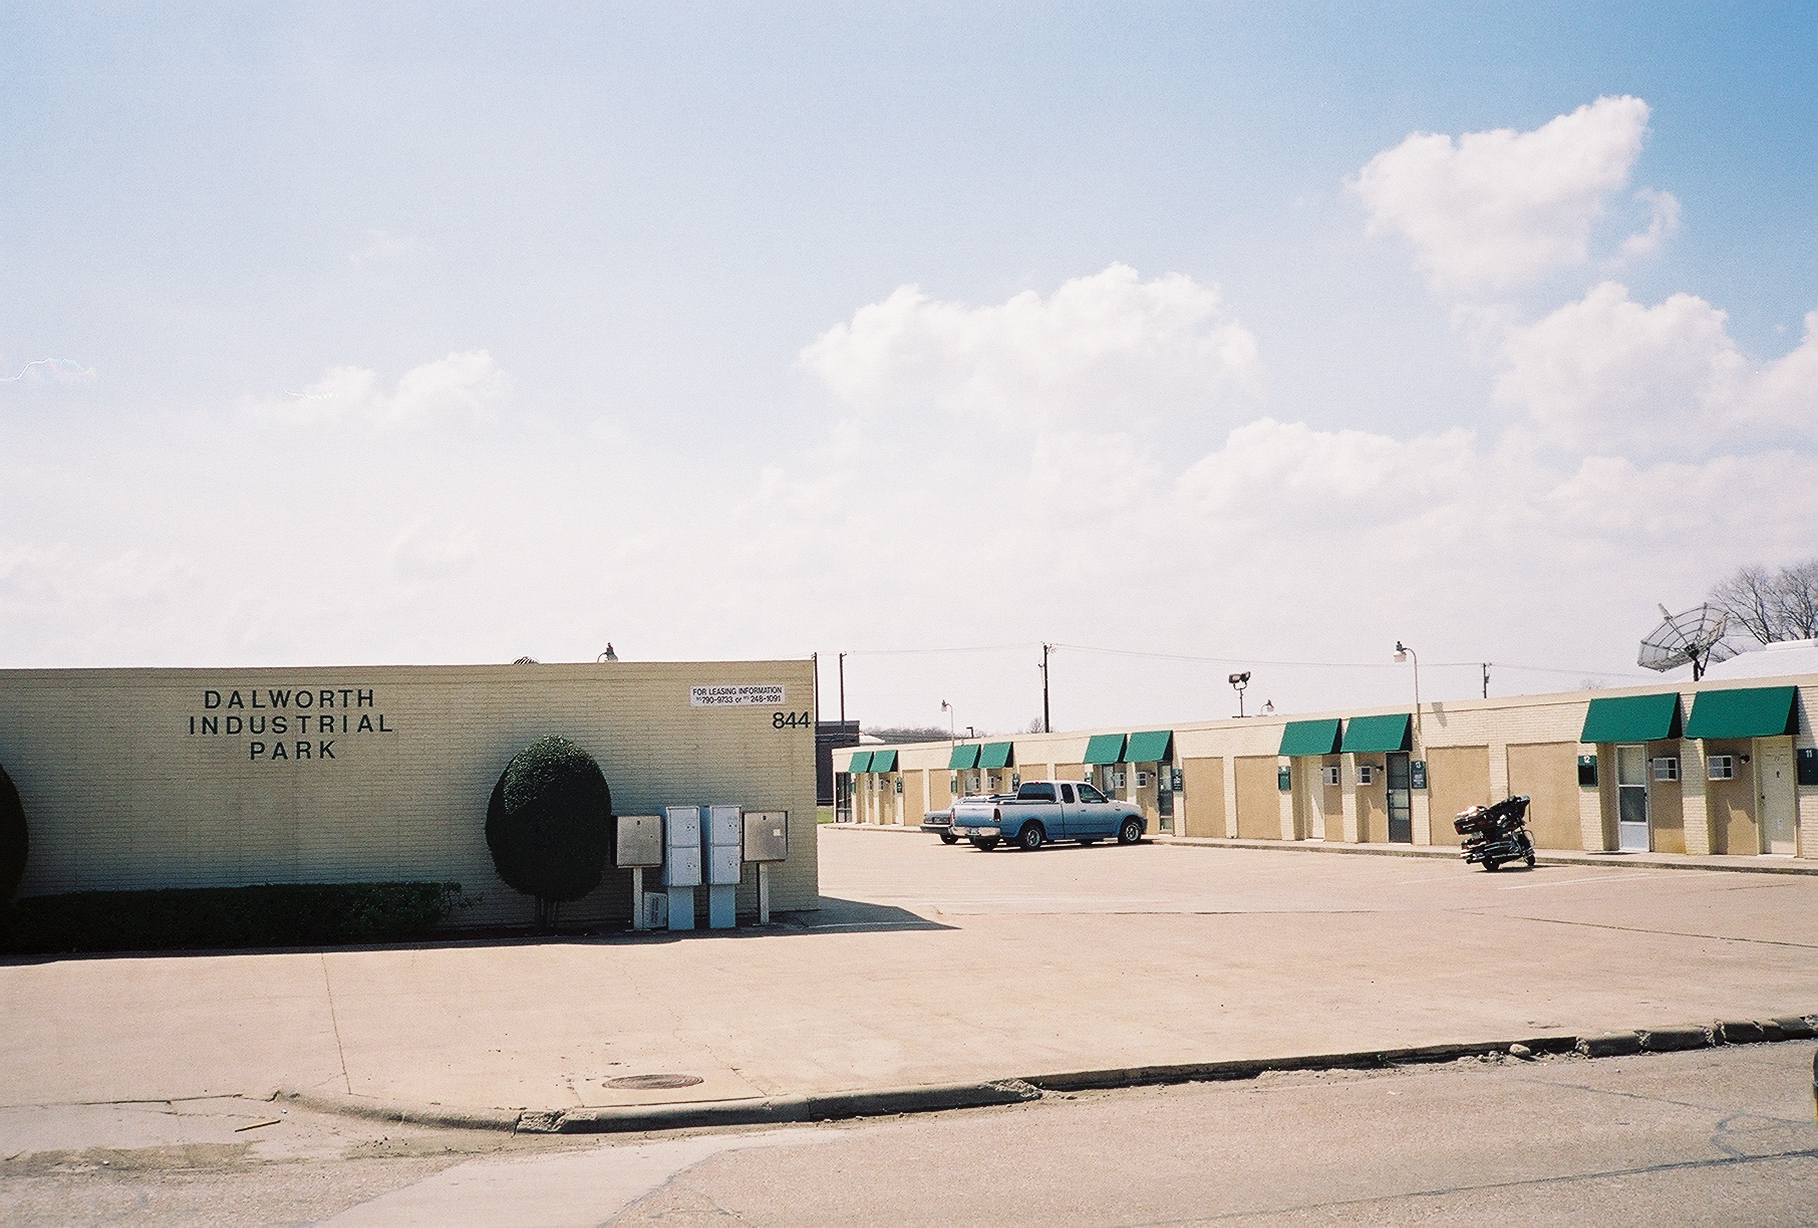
1637, 603, 1737, 680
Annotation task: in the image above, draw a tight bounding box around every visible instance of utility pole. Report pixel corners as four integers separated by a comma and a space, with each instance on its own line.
812, 652, 819, 722
1481, 662, 1490, 699
1040, 643, 1052, 733
838, 652, 846, 725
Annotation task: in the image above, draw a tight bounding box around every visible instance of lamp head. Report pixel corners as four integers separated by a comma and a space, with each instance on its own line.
1395, 641, 1408, 663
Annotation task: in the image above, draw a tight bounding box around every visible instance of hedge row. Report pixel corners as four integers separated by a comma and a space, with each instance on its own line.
4, 881, 464, 954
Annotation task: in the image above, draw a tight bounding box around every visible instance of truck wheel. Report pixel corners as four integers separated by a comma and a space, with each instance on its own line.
940, 832, 959, 845
1018, 824, 1045, 851
971, 836, 999, 851
1117, 818, 1142, 845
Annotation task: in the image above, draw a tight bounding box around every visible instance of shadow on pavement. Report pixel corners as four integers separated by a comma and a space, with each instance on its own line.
776, 897, 955, 932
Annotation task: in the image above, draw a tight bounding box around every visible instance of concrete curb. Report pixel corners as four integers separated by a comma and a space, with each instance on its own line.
826, 823, 1818, 874
1161, 838, 1818, 875
275, 1013, 1816, 1136
523, 1079, 1043, 1135
272, 1086, 522, 1132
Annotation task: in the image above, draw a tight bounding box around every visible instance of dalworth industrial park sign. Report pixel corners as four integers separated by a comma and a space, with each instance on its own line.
186, 685, 397, 763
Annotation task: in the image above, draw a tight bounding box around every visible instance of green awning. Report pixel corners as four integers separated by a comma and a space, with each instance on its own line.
947, 743, 980, 770
1341, 713, 1411, 754
1684, 686, 1800, 740
1083, 733, 1127, 765
1580, 692, 1682, 743
847, 750, 873, 774
980, 741, 1014, 769
870, 748, 898, 772
1124, 730, 1174, 763
1278, 719, 1342, 757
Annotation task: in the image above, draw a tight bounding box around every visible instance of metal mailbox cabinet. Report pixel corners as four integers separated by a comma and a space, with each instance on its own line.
663, 805, 702, 930
705, 804, 742, 928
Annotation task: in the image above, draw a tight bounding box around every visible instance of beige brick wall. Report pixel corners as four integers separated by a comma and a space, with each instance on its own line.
0, 660, 819, 926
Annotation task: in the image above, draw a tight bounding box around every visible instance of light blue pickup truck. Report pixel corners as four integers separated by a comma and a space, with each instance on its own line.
950, 779, 1147, 851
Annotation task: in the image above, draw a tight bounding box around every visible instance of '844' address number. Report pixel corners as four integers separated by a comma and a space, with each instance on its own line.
772, 710, 812, 729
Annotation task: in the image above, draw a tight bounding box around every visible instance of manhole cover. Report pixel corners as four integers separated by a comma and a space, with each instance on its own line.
605, 1073, 703, 1090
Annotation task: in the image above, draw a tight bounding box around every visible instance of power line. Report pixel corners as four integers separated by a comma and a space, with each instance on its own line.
842, 638, 1651, 680
1051, 641, 1652, 677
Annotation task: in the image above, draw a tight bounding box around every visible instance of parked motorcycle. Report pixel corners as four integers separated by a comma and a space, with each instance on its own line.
1453, 795, 1536, 871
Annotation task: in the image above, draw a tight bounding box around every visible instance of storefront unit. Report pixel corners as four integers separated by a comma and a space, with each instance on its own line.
1278, 719, 1342, 841
837, 673, 1817, 861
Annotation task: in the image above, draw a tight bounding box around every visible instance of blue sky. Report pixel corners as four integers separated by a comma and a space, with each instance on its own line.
3, 3, 1815, 731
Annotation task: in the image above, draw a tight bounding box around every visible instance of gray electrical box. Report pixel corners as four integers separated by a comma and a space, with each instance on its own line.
663, 806, 702, 888
615, 815, 664, 868
743, 811, 788, 862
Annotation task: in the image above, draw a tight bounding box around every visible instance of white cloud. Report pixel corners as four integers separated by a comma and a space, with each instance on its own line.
1351, 96, 1654, 293
1491, 283, 1818, 455
389, 520, 477, 581
797, 264, 1262, 432
349, 228, 419, 267
1616, 187, 1681, 262
0, 357, 97, 385
255, 350, 510, 428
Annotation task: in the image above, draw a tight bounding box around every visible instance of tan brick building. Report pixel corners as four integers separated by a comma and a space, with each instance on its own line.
842, 670, 1817, 862
0, 659, 818, 926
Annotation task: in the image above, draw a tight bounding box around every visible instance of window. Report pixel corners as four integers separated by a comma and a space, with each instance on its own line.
1060, 784, 1076, 803
1652, 757, 1678, 782
1020, 781, 1056, 802
1135, 771, 1150, 788
950, 774, 959, 792
1079, 783, 1108, 803
1358, 764, 1377, 785
1707, 755, 1735, 781
1322, 765, 1340, 787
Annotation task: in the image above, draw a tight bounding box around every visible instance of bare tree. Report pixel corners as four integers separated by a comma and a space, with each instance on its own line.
1709, 559, 1818, 644
1772, 560, 1818, 640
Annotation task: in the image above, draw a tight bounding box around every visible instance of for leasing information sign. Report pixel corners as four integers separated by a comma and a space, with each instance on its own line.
690, 683, 785, 707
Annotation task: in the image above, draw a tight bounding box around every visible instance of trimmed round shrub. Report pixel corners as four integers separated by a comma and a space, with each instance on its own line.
0, 765, 25, 905
484, 736, 612, 923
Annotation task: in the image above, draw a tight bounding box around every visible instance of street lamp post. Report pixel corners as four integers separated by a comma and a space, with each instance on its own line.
941, 700, 955, 742
1394, 641, 1422, 746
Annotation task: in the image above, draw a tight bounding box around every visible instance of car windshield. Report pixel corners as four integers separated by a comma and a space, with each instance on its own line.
1078, 783, 1108, 803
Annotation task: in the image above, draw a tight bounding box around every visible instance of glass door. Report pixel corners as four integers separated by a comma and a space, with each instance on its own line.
1386, 753, 1412, 843
1616, 745, 1650, 851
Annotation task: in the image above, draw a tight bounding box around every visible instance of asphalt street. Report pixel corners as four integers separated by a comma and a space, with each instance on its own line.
1, 1043, 1812, 1227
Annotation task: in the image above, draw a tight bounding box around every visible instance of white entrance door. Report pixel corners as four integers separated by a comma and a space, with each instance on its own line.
1758, 739, 1797, 855
1616, 745, 1650, 851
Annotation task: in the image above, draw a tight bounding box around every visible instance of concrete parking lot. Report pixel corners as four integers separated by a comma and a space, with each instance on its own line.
2, 828, 1813, 1127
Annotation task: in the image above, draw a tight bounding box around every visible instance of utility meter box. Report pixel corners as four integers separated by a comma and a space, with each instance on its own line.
662, 806, 702, 888
615, 815, 664, 868
707, 845, 741, 886
743, 811, 788, 862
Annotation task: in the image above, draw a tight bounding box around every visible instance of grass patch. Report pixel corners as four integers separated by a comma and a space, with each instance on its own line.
5, 881, 466, 954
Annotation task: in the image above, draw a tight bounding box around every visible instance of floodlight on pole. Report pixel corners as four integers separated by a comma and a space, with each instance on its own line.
1228, 671, 1250, 718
